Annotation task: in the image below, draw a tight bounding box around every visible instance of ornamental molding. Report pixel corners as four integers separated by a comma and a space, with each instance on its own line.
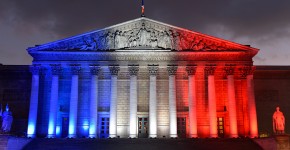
167, 65, 178, 76
28, 18, 258, 55
224, 65, 236, 76
50, 64, 62, 75
240, 66, 256, 78
204, 65, 216, 76
128, 65, 139, 76
70, 64, 81, 75
186, 65, 197, 76
109, 65, 120, 76
148, 64, 159, 76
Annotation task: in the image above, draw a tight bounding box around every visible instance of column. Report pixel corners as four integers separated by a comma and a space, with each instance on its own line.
148, 65, 159, 138
205, 65, 218, 138
225, 66, 238, 138
242, 66, 258, 138
109, 65, 120, 138
68, 65, 81, 138
186, 65, 198, 138
27, 65, 41, 138
89, 65, 100, 138
128, 65, 139, 138
167, 65, 178, 138
47, 64, 61, 138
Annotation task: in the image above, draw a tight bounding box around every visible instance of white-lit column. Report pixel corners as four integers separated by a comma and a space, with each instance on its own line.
225, 66, 238, 138
186, 66, 198, 138
47, 64, 61, 138
109, 65, 120, 138
27, 65, 41, 138
205, 66, 218, 138
244, 66, 258, 138
167, 65, 178, 138
68, 65, 81, 138
89, 65, 100, 138
128, 65, 139, 138
148, 65, 159, 138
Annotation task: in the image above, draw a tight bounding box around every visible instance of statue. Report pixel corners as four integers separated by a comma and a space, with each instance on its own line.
1, 104, 13, 133
273, 106, 285, 134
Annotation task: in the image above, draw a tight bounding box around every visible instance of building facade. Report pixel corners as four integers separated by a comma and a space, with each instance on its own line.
25, 17, 259, 138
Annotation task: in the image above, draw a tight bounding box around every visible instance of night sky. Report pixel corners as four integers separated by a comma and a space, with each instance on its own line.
0, 0, 290, 65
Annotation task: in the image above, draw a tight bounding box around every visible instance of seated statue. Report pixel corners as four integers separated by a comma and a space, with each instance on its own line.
273, 106, 285, 134
1, 104, 13, 133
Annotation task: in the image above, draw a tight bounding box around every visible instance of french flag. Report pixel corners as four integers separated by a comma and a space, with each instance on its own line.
141, 0, 145, 16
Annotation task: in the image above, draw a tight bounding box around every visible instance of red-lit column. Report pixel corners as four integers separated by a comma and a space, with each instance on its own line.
167, 65, 178, 138
109, 65, 120, 138
89, 65, 100, 138
186, 66, 198, 138
128, 65, 139, 138
27, 65, 41, 138
243, 66, 258, 138
48, 64, 61, 138
205, 66, 218, 138
148, 65, 159, 138
225, 66, 238, 138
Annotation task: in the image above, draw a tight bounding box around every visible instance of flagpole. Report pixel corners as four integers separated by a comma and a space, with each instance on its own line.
141, 0, 145, 17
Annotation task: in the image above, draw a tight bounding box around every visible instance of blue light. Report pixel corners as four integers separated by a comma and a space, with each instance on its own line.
27, 124, 35, 137
56, 126, 61, 136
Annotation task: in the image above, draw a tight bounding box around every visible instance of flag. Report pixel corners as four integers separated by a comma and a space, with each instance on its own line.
141, 0, 145, 16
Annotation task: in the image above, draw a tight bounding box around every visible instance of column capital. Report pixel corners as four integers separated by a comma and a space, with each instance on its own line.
224, 65, 235, 76
89, 65, 100, 75
109, 65, 120, 76
240, 66, 256, 78
128, 65, 139, 76
148, 64, 159, 76
70, 64, 81, 75
167, 65, 178, 76
50, 64, 62, 75
186, 65, 197, 76
30, 64, 41, 75
204, 65, 216, 76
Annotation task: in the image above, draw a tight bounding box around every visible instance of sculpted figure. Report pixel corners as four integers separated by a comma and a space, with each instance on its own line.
273, 106, 285, 134
138, 23, 149, 46
2, 104, 13, 133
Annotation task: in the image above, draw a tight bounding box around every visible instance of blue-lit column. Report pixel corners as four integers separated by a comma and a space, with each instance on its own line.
205, 65, 218, 138
128, 65, 139, 138
48, 64, 61, 138
186, 65, 198, 138
89, 65, 100, 138
68, 65, 81, 138
148, 65, 158, 138
109, 65, 120, 138
167, 65, 178, 138
27, 64, 41, 138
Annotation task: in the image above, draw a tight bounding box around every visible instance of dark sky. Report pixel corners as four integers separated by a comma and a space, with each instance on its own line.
1, 0, 290, 65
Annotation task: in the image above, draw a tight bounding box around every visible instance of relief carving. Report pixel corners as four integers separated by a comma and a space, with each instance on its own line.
128, 65, 139, 76
89, 65, 101, 75
167, 65, 178, 76
148, 65, 159, 76
186, 65, 197, 76
240, 66, 256, 78
109, 65, 120, 76
204, 65, 216, 76
70, 64, 81, 75
50, 64, 62, 75
30, 64, 41, 75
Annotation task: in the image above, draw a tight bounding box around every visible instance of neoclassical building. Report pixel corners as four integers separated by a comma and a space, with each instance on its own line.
26, 17, 259, 138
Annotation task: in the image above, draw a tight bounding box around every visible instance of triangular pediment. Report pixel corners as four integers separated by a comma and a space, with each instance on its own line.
27, 17, 258, 54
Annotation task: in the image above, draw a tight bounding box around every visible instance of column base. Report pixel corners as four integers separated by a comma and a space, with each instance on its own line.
170, 134, 178, 138
189, 134, 198, 138
210, 134, 218, 138
229, 134, 239, 138
109, 134, 117, 138
88, 134, 97, 138
68, 134, 77, 138
47, 134, 56, 138
129, 134, 137, 138
149, 134, 157, 138
27, 134, 36, 138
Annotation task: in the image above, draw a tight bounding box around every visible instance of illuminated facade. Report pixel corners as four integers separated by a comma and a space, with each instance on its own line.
26, 17, 259, 138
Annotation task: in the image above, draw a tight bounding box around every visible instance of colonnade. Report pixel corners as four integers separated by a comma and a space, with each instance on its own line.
27, 64, 258, 138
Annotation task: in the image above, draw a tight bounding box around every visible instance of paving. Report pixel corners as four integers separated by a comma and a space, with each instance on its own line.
19, 138, 263, 150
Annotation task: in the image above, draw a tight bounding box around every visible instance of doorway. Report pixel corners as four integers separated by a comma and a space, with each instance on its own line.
177, 117, 186, 138
99, 117, 110, 138
217, 117, 224, 138
138, 117, 148, 138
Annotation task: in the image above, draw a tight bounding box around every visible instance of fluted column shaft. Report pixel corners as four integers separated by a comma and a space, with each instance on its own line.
109, 66, 120, 138
89, 65, 100, 138
148, 65, 158, 138
205, 66, 218, 138
129, 65, 139, 138
244, 66, 258, 138
48, 64, 61, 138
186, 66, 198, 138
27, 65, 41, 138
225, 66, 238, 138
68, 65, 81, 138
167, 65, 178, 138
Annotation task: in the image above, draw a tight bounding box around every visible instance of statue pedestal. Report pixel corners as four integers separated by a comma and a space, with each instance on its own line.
275, 134, 290, 150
